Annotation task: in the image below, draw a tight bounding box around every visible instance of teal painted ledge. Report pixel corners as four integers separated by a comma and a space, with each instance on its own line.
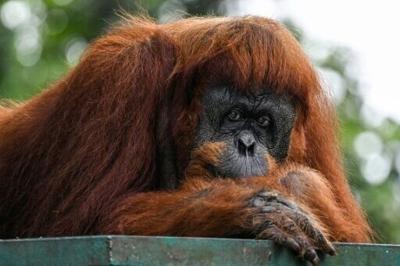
0, 236, 399, 266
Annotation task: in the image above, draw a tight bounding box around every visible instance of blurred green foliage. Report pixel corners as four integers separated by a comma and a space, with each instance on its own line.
1, 0, 399, 243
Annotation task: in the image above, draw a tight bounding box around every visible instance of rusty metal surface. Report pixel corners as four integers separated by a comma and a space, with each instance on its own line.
0, 236, 399, 266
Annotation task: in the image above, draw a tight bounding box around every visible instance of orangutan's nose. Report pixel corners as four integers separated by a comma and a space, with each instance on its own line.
237, 131, 256, 157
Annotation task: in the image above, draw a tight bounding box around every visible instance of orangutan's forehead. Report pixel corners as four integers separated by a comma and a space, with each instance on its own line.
204, 87, 291, 107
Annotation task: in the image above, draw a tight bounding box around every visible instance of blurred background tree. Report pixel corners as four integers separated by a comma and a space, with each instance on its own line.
1, 0, 399, 242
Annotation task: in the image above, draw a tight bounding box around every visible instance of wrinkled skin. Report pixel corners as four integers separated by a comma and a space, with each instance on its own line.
193, 87, 334, 265
247, 191, 336, 265
195, 87, 295, 178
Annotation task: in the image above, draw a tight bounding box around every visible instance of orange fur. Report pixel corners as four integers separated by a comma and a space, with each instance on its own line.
0, 16, 371, 242
182, 142, 371, 242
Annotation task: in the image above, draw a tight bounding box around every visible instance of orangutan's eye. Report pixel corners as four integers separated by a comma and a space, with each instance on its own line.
227, 109, 242, 121
257, 115, 271, 127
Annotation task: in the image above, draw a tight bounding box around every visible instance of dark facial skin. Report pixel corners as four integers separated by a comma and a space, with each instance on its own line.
195, 87, 295, 178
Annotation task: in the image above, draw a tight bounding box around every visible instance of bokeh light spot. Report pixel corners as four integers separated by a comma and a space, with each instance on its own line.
362, 153, 391, 185
0, 0, 31, 30
14, 25, 42, 67
65, 37, 87, 66
354, 131, 383, 160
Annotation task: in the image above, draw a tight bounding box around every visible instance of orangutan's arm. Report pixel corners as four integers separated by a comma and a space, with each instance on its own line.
100, 176, 335, 265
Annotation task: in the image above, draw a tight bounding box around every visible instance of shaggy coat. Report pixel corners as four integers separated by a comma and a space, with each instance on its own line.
0, 16, 371, 241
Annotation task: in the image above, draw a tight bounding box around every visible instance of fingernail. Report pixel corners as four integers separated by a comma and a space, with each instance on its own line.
329, 247, 336, 256
312, 256, 320, 266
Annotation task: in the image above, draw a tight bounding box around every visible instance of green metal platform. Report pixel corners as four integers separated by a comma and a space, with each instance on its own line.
0, 236, 399, 266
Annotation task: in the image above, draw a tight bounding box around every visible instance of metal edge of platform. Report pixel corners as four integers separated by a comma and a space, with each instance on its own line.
1, 235, 400, 266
